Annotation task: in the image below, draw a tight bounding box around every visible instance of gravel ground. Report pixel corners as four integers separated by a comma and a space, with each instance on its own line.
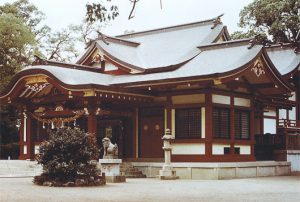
0, 176, 299, 202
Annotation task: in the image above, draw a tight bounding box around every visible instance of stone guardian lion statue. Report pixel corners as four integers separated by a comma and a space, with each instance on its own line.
102, 137, 118, 159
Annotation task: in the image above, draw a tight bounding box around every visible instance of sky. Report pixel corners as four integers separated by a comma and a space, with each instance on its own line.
0, 0, 254, 36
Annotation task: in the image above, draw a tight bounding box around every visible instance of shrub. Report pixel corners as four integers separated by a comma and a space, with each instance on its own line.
34, 127, 105, 186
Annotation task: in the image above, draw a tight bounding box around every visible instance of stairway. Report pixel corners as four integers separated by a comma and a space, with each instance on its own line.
0, 160, 42, 177
120, 162, 146, 178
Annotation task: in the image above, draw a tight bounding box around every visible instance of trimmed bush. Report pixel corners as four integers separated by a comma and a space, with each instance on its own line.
34, 128, 105, 186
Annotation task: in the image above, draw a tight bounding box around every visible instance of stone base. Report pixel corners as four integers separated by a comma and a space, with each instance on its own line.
159, 175, 179, 180
105, 175, 126, 183
99, 158, 126, 183
158, 166, 179, 180
130, 161, 291, 180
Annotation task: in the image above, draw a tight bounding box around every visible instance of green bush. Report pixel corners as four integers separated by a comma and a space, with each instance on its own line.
34, 128, 104, 186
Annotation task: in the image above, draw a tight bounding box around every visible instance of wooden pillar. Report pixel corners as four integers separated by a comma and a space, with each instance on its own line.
19, 110, 33, 160
87, 108, 97, 135
250, 97, 255, 160
133, 108, 139, 158
230, 96, 235, 155
297, 72, 300, 123
166, 96, 172, 130
19, 111, 25, 160
205, 91, 213, 157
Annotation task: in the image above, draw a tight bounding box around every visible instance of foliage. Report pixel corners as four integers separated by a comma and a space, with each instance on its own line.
86, 1, 119, 23
43, 25, 80, 62
0, 13, 35, 91
35, 128, 101, 184
233, 0, 300, 43
0, 106, 19, 159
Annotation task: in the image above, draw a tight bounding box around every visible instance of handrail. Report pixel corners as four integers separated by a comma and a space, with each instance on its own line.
278, 119, 299, 128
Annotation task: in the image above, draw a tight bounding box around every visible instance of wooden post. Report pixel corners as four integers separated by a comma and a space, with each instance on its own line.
230, 96, 235, 156
19, 110, 25, 160
87, 107, 97, 135
205, 91, 213, 157
250, 97, 255, 160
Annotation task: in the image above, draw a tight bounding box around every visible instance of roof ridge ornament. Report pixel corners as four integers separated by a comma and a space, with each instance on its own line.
32, 55, 48, 66
211, 13, 224, 29
248, 36, 259, 49
97, 31, 110, 45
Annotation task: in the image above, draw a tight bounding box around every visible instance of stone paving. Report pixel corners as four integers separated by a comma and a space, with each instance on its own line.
0, 176, 299, 202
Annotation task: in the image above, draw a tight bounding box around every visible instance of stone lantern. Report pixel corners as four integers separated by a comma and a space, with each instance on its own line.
159, 128, 179, 180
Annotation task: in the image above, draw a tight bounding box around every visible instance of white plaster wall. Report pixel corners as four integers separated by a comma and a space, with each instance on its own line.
264, 118, 276, 134
287, 153, 300, 172
104, 62, 118, 71
234, 97, 251, 107
289, 92, 296, 101
172, 143, 205, 155
34, 145, 39, 154
212, 144, 230, 155
212, 94, 230, 105
289, 107, 296, 120
23, 145, 27, 155
278, 109, 287, 119
235, 145, 251, 155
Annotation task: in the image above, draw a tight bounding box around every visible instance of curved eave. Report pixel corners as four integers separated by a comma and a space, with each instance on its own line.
261, 48, 294, 92
0, 68, 154, 103
97, 42, 200, 74
112, 48, 294, 94
0, 68, 108, 99
111, 50, 262, 88
96, 43, 145, 73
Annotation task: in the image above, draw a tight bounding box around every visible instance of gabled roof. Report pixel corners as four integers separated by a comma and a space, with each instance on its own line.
76, 16, 230, 73
266, 44, 300, 75
109, 39, 262, 86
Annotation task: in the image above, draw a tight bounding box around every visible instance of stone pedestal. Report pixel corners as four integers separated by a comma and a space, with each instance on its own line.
99, 159, 126, 183
159, 129, 179, 180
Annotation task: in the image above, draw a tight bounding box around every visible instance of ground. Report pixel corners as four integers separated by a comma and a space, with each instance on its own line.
0, 176, 299, 202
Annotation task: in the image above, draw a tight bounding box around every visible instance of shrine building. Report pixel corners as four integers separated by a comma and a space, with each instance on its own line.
1, 16, 300, 175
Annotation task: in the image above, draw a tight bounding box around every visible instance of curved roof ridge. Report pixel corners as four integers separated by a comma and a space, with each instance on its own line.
116, 14, 223, 38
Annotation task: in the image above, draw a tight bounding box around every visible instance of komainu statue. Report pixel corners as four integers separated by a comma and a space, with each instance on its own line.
102, 137, 118, 159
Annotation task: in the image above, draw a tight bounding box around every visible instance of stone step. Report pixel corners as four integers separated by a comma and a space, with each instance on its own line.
0, 160, 42, 177
120, 162, 146, 178
125, 174, 147, 178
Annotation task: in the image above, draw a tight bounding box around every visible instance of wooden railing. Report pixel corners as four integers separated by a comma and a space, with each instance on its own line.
255, 133, 300, 150
278, 119, 300, 128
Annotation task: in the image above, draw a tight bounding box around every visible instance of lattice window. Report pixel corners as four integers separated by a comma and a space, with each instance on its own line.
213, 108, 230, 138
235, 110, 250, 139
175, 108, 201, 138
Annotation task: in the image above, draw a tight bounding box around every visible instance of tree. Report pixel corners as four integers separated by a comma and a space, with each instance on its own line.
231, 0, 300, 43
43, 25, 79, 62
34, 128, 105, 186
0, 13, 35, 90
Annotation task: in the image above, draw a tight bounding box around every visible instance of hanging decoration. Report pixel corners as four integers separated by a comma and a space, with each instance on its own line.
29, 110, 85, 125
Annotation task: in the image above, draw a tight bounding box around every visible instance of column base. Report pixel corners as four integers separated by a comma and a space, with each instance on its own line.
158, 165, 179, 180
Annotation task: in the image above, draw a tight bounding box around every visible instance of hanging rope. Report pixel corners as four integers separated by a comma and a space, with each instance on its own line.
29, 110, 85, 124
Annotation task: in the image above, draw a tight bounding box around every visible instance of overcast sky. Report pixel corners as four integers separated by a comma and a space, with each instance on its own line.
0, 0, 254, 35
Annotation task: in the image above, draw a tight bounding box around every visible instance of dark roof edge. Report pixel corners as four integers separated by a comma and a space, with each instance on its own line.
198, 38, 252, 50
115, 15, 223, 38
32, 55, 103, 73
